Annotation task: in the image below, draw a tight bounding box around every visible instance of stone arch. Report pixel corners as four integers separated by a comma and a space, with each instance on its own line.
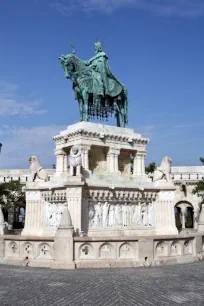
183, 240, 193, 255
175, 201, 194, 230
99, 243, 113, 259
79, 243, 94, 259
170, 241, 182, 256
155, 241, 168, 257
119, 243, 132, 259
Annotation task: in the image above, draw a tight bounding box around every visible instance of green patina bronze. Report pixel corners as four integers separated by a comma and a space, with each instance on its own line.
59, 42, 128, 127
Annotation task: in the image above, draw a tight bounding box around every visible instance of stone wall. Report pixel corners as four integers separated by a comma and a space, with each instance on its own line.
0, 234, 203, 269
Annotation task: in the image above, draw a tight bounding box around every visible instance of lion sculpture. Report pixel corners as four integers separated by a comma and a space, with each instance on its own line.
29, 156, 48, 182
153, 156, 172, 182
70, 146, 82, 176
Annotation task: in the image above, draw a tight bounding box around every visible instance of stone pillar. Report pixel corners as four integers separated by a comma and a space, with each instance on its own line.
154, 189, 178, 235
180, 206, 186, 229
133, 152, 141, 176
198, 203, 204, 232
55, 149, 68, 175
107, 148, 120, 174
0, 205, 5, 235
0, 237, 4, 260
140, 153, 146, 175
81, 146, 91, 172
67, 187, 83, 235
21, 191, 45, 237
51, 204, 75, 269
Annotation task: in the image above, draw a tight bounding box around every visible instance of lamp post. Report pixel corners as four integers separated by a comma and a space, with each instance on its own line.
0, 143, 2, 153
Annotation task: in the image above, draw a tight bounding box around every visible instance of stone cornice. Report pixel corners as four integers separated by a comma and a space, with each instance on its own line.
83, 187, 158, 201
53, 129, 149, 145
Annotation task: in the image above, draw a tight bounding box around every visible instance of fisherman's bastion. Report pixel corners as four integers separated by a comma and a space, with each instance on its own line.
0, 42, 204, 269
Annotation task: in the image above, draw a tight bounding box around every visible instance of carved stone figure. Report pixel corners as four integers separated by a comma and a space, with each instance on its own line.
138, 203, 148, 226
122, 203, 129, 227
59, 42, 128, 127
94, 202, 102, 227
70, 146, 82, 176
29, 156, 48, 182
108, 205, 115, 227
102, 202, 110, 227
115, 204, 122, 226
153, 156, 172, 182
147, 203, 154, 226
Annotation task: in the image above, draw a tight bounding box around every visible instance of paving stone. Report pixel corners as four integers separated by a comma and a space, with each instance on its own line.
0, 262, 204, 306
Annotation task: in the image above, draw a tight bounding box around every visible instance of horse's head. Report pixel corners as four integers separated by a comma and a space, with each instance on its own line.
59, 54, 76, 79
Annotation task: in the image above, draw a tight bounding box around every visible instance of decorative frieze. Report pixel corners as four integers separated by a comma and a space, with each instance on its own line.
88, 201, 155, 228
42, 190, 67, 202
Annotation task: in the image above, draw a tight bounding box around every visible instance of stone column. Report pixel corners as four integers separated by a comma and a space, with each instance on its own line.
198, 203, 204, 232
107, 148, 120, 174
140, 152, 146, 175
0, 205, 5, 235
133, 152, 141, 176
81, 146, 91, 172
55, 149, 68, 175
154, 190, 178, 235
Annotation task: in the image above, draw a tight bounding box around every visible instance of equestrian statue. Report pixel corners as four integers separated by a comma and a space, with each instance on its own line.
59, 42, 128, 127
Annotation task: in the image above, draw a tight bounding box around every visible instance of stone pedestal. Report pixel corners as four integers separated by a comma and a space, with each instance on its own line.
154, 185, 178, 235
51, 204, 75, 269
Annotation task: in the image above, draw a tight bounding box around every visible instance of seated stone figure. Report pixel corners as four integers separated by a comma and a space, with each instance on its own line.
29, 156, 48, 182
153, 156, 172, 182
70, 146, 82, 176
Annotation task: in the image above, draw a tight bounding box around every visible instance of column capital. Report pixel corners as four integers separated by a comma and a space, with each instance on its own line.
137, 151, 146, 158
54, 148, 66, 156
80, 145, 91, 153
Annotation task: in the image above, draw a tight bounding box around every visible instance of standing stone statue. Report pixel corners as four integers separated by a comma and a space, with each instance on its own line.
59, 42, 128, 127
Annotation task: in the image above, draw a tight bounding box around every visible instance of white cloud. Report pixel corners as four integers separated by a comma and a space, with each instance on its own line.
48, 0, 204, 17
0, 82, 47, 117
0, 125, 65, 169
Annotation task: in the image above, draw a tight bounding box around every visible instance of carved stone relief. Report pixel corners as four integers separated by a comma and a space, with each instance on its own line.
24, 243, 33, 258
170, 241, 181, 256
88, 201, 155, 228
45, 201, 65, 228
119, 243, 131, 259
39, 243, 52, 259
100, 244, 112, 258
155, 242, 167, 257
183, 240, 193, 255
80, 243, 93, 259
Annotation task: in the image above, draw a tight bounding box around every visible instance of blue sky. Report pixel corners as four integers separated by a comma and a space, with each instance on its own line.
0, 0, 204, 169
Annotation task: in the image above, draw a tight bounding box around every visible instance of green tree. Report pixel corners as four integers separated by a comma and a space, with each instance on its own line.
193, 157, 204, 199
0, 180, 25, 209
145, 162, 156, 174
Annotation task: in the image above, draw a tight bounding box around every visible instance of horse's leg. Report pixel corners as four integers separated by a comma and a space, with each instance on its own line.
79, 100, 83, 121
82, 91, 89, 122
115, 109, 121, 127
